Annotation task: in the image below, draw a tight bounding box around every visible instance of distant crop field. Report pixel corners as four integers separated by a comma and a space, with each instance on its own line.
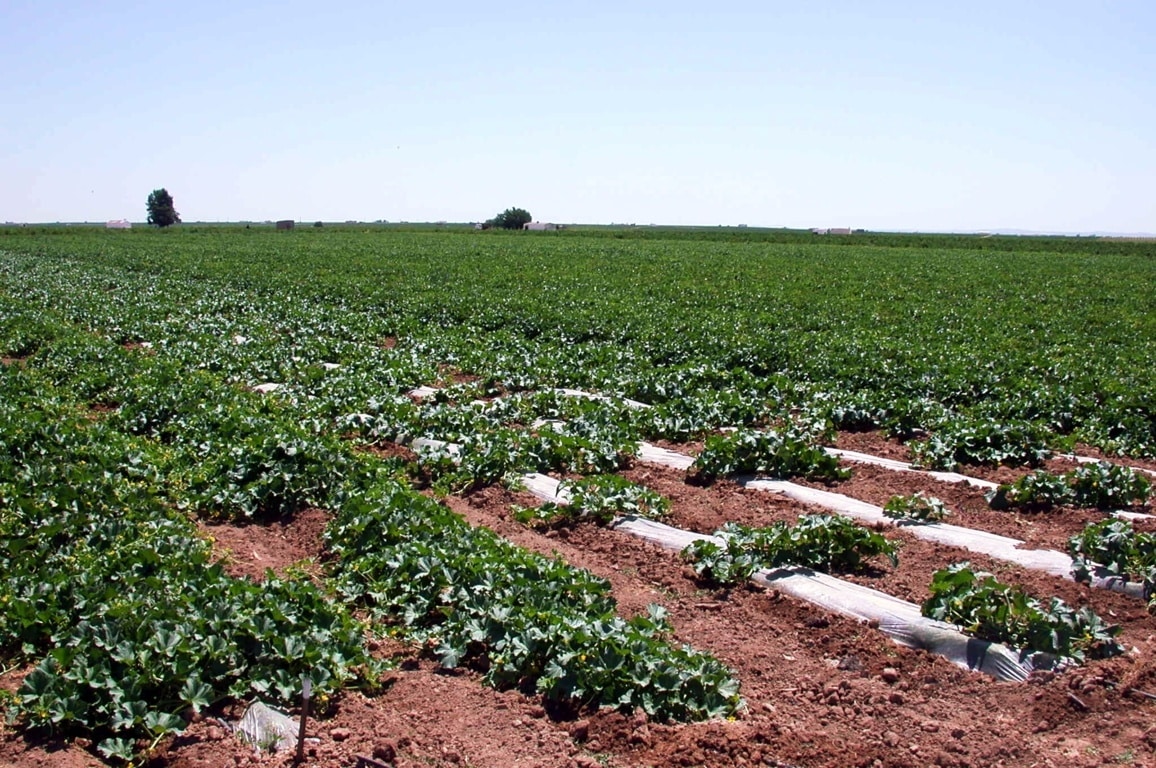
4, 226, 1153, 456
1, 226, 1155, 767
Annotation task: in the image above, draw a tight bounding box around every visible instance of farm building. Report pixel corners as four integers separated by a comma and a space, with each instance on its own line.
105, 219, 132, 229
524, 222, 559, 231
275, 220, 295, 231
811, 227, 852, 235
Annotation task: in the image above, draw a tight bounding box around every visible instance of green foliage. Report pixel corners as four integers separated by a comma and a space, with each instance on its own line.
680, 538, 759, 586
923, 563, 1123, 663
681, 515, 898, 587
1069, 462, 1151, 508
488, 207, 532, 230
514, 474, 669, 528
1069, 520, 1156, 611
986, 470, 1072, 510
3, 226, 1155, 463
145, 188, 181, 228
987, 462, 1150, 511
0, 387, 380, 751
325, 476, 740, 720
911, 418, 1052, 470
1, 223, 1155, 747
690, 427, 848, 482
407, 392, 643, 493
882, 492, 950, 522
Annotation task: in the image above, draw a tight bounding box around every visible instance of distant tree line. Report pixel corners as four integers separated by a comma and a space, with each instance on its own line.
485, 207, 532, 230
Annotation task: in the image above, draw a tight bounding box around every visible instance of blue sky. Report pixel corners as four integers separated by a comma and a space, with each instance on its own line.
2, 1, 1154, 232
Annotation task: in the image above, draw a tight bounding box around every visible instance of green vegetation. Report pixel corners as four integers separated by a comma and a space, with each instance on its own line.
487, 206, 532, 230
681, 515, 898, 586
514, 474, 670, 528
923, 563, 1123, 663
0, 361, 380, 759
1069, 520, 1156, 611
145, 188, 180, 228
689, 427, 848, 483
327, 478, 736, 720
1, 224, 1153, 756
4, 225, 1151, 462
883, 492, 950, 522
986, 463, 1151, 511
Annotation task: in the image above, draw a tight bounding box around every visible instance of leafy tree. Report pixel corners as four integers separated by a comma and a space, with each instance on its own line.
488, 207, 532, 230
146, 188, 181, 228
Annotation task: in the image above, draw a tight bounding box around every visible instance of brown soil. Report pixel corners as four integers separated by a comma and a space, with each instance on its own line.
199, 508, 331, 582
5, 433, 1156, 767
357, 442, 420, 464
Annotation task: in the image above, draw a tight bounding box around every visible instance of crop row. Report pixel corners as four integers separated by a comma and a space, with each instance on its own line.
0, 317, 740, 758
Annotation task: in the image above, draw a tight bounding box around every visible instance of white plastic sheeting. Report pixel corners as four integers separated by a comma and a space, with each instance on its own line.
553, 388, 651, 410
518, 470, 1034, 680
235, 701, 298, 752
635, 442, 1146, 598
410, 437, 462, 460
1063, 453, 1156, 479
824, 448, 998, 490
522, 472, 572, 504
741, 478, 1075, 577
637, 442, 694, 471
390, 385, 1148, 597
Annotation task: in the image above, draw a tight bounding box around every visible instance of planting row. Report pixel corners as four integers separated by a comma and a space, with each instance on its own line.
0, 326, 742, 761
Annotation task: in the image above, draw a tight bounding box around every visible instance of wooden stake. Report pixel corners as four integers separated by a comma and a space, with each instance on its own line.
294, 676, 312, 765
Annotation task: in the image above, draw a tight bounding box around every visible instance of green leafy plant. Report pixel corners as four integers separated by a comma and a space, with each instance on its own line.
681, 515, 897, 587
985, 469, 1072, 510
882, 492, 949, 522
680, 538, 760, 586
1069, 520, 1156, 611
690, 427, 848, 483
986, 462, 1150, 511
327, 474, 741, 721
1069, 462, 1151, 508
923, 563, 1123, 663
514, 474, 669, 528
910, 418, 1052, 470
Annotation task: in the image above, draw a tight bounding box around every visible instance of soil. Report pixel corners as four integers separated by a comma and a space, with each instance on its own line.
199, 507, 331, 582
4, 432, 1156, 768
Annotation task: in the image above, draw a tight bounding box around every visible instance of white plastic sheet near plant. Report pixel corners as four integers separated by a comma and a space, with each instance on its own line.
635, 442, 1146, 599
235, 701, 298, 752
519, 468, 1033, 681
398, 386, 1147, 598
613, 516, 1034, 682
823, 447, 998, 489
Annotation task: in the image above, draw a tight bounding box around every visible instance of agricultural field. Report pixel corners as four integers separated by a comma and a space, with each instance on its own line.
1, 225, 1155, 767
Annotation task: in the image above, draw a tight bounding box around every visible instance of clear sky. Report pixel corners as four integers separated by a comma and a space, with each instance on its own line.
2, 1, 1153, 233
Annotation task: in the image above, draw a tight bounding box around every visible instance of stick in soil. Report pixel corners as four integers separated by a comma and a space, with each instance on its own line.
295, 676, 311, 765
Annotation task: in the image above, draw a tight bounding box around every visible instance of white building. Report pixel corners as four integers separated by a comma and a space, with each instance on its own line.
105, 219, 132, 229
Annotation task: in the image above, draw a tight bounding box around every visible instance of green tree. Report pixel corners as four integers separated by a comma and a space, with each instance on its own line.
488, 207, 532, 230
146, 188, 181, 228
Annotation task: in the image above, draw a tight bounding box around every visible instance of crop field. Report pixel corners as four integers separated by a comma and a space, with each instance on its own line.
1, 225, 1155, 767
